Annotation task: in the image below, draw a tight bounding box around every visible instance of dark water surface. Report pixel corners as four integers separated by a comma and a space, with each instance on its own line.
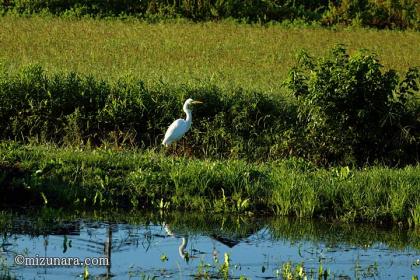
0, 210, 419, 279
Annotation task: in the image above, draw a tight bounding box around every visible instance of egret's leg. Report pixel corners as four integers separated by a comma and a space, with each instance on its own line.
181, 139, 185, 155
174, 141, 178, 155
164, 144, 170, 156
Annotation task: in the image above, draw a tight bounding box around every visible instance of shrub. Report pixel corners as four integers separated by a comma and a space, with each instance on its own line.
322, 0, 419, 29
285, 45, 420, 165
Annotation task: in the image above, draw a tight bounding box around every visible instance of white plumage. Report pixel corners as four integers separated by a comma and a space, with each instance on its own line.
162, 98, 203, 146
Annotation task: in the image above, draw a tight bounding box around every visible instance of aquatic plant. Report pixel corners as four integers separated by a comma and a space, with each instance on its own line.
218, 253, 230, 279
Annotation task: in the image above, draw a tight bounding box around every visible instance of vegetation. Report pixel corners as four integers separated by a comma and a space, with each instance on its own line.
0, 0, 418, 29
285, 45, 420, 165
0, 6, 419, 226
0, 142, 419, 226
1, 16, 419, 92
0, 45, 418, 165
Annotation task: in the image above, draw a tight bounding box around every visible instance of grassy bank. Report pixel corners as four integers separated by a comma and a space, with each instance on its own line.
1, 142, 419, 226
1, 16, 420, 92
1, 45, 418, 165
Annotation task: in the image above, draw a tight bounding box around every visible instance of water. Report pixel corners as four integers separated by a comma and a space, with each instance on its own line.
0, 210, 419, 279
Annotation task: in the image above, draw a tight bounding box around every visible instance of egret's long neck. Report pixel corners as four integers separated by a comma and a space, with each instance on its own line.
183, 104, 192, 126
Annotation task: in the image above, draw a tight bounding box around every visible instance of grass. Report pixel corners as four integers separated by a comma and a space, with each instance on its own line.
1, 142, 419, 226
0, 15, 419, 224
0, 15, 419, 92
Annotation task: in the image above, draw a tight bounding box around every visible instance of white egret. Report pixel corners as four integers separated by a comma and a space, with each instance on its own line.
162, 98, 203, 146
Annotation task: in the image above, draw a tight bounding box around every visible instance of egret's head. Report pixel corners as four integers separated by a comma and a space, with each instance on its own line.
184, 98, 203, 109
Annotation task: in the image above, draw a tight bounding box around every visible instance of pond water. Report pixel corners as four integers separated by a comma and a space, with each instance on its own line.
0, 210, 419, 279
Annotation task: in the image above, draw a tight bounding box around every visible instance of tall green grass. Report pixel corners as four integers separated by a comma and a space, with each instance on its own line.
0, 16, 419, 92
0, 142, 419, 226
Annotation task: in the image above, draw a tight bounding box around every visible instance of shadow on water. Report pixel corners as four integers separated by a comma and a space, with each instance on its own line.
0, 208, 419, 279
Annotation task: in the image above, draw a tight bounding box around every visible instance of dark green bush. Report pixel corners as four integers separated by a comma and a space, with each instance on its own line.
285, 45, 420, 165
322, 0, 419, 29
1, 0, 417, 29
0, 0, 328, 21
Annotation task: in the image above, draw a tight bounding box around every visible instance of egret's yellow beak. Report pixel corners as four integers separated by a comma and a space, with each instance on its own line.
191, 100, 203, 104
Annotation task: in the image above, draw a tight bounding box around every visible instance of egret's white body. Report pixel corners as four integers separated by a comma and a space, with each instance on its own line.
162, 98, 202, 146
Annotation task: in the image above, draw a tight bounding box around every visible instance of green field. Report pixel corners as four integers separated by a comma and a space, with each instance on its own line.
0, 16, 419, 92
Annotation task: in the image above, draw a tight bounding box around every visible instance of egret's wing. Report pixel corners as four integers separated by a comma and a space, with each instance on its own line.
162, 119, 188, 146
